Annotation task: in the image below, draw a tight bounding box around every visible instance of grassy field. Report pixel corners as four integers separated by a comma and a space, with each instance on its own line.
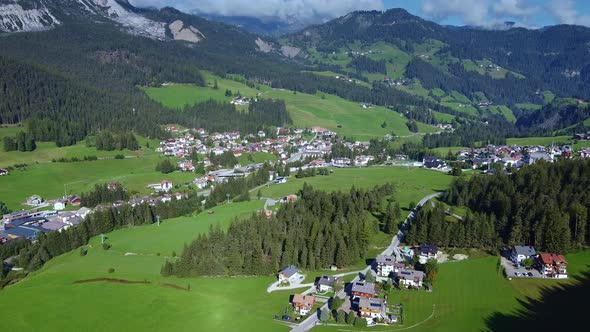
0, 129, 160, 166
142, 72, 265, 109
0, 156, 195, 210
506, 136, 572, 146
258, 167, 453, 208
142, 73, 436, 140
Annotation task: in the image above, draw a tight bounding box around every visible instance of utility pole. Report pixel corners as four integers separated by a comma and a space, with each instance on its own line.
100, 234, 105, 244
226, 194, 231, 204
156, 215, 161, 227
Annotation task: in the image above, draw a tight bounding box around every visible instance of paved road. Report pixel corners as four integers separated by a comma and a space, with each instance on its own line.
290, 192, 442, 332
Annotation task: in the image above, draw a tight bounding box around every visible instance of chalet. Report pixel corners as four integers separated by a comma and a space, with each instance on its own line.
418, 244, 438, 263
0, 168, 8, 176
148, 180, 173, 193
511, 245, 537, 264
257, 130, 266, 138
53, 201, 66, 211
76, 207, 91, 219
278, 265, 300, 283
395, 269, 424, 288
279, 194, 298, 204
177, 160, 195, 172
331, 157, 351, 167
193, 177, 208, 189
351, 281, 376, 299
274, 177, 287, 184
422, 156, 445, 169
291, 294, 316, 316
537, 253, 568, 279
375, 254, 396, 277
358, 297, 387, 320
68, 195, 81, 206
315, 275, 342, 293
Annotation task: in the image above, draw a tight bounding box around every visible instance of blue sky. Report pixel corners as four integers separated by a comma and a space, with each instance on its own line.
130, 0, 590, 27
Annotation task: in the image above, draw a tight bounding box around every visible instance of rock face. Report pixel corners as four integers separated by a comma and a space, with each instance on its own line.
168, 20, 205, 43
280, 45, 300, 58
91, 0, 166, 39
255, 37, 272, 53
0, 1, 60, 32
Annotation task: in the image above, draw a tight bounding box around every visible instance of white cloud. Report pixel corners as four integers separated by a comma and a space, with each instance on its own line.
129, 0, 384, 22
550, 0, 590, 26
492, 0, 539, 17
422, 0, 491, 26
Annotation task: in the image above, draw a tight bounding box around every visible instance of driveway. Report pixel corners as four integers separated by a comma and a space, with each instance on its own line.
500, 257, 544, 279
267, 274, 312, 293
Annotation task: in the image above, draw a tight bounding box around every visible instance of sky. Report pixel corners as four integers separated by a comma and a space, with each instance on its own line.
129, 0, 590, 28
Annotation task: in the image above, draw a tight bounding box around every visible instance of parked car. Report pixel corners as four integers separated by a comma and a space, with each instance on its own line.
514, 272, 520, 276
282, 315, 291, 322
527, 272, 533, 277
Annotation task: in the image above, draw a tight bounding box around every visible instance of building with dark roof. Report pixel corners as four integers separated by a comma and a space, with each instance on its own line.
278, 265, 300, 283
351, 281, 376, 299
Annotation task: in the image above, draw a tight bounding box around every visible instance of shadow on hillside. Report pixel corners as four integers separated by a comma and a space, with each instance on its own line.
484, 266, 590, 331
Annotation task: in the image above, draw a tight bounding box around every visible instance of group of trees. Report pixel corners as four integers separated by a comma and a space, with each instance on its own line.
164, 183, 395, 277
347, 56, 387, 75
294, 167, 330, 179
80, 183, 129, 208
3, 131, 36, 152
205, 164, 274, 207
90, 131, 140, 151
16, 192, 203, 272
442, 159, 590, 252
155, 159, 176, 174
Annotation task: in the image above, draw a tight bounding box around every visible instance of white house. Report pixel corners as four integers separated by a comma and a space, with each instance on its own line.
278, 265, 300, 283
418, 244, 438, 264
375, 254, 395, 277
315, 275, 341, 293
511, 245, 537, 264
148, 181, 173, 193
53, 201, 66, 211
395, 269, 424, 288
358, 297, 387, 320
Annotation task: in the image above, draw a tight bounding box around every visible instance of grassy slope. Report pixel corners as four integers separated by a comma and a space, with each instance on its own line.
506, 136, 572, 146
259, 167, 453, 208
0, 156, 195, 210
142, 73, 436, 140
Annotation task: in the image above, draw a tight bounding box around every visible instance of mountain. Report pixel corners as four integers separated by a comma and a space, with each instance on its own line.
284, 9, 590, 106
197, 13, 308, 37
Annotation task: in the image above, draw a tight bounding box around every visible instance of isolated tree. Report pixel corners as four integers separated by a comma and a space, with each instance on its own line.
320, 308, 330, 322
213, 79, 219, 90
424, 259, 438, 282
257, 189, 262, 200
330, 296, 344, 310
336, 310, 346, 324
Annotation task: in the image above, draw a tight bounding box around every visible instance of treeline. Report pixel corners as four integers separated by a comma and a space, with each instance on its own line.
405, 203, 497, 249
205, 164, 273, 207
164, 183, 395, 277
295, 167, 330, 178
3, 131, 36, 152
80, 183, 130, 208
347, 56, 387, 74
443, 159, 590, 252
16, 193, 202, 272
88, 131, 140, 151
180, 99, 291, 134
423, 116, 513, 148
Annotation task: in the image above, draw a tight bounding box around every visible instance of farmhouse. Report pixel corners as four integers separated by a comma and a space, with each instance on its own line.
394, 269, 424, 288
375, 254, 396, 277
291, 294, 315, 316
0, 168, 8, 176
278, 265, 300, 283
418, 244, 438, 263
423, 156, 445, 169
511, 245, 537, 264
53, 201, 66, 211
358, 297, 387, 320
537, 253, 568, 279
26, 195, 44, 206
315, 275, 342, 293
351, 281, 376, 299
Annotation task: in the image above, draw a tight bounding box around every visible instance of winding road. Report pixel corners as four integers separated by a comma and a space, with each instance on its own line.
290, 192, 442, 332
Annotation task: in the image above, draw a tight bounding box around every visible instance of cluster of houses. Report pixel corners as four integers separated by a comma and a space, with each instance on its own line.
509, 245, 568, 279
230, 96, 250, 105
192, 163, 270, 190
0, 208, 91, 243
383, 77, 412, 86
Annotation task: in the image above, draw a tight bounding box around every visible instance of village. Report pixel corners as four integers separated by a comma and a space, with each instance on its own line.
273, 240, 570, 327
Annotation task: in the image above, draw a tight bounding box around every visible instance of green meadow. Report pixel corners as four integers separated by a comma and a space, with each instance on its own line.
141, 73, 436, 140
0, 156, 195, 210
258, 167, 453, 208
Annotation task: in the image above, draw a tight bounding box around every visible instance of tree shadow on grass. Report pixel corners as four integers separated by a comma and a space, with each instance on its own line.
484, 266, 590, 331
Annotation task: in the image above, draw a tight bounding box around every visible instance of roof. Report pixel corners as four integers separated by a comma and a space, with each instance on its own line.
5, 225, 46, 239
351, 281, 376, 295
41, 221, 68, 231
419, 244, 438, 255
292, 294, 315, 307
396, 269, 425, 281
280, 265, 299, 278
539, 253, 567, 265
316, 275, 339, 287
513, 245, 536, 257
376, 254, 395, 265
358, 297, 385, 310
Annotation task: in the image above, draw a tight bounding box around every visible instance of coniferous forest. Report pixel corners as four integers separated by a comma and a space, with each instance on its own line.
164, 183, 395, 277
405, 160, 590, 253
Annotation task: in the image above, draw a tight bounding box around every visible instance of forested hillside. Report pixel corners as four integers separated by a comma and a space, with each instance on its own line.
164, 183, 396, 276
423, 159, 590, 253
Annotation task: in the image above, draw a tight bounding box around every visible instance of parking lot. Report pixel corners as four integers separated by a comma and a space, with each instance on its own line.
500, 257, 544, 279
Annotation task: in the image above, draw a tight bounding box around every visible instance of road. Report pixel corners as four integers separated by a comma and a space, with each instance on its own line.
290, 192, 442, 332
